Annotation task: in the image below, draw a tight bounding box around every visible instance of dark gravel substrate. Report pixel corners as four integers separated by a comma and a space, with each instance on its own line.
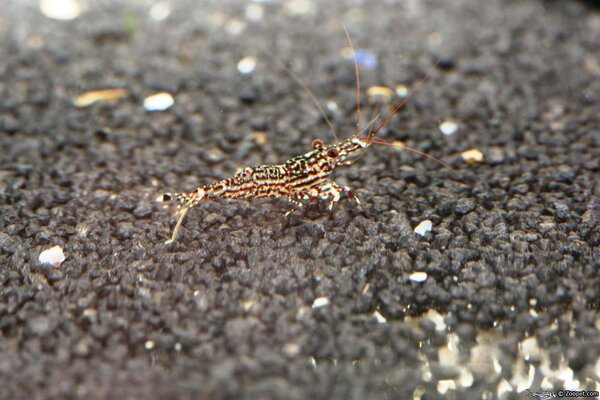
1, 0, 599, 399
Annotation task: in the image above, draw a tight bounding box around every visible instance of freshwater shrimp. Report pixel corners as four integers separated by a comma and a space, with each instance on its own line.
157, 30, 454, 244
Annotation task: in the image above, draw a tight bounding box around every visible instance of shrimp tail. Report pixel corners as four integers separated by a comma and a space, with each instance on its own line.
156, 189, 206, 243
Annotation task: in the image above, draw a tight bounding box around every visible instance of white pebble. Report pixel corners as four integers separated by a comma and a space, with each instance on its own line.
326, 100, 338, 112
149, 2, 171, 21
39, 246, 66, 267
367, 86, 394, 104
529, 298, 537, 306
242, 300, 254, 311
395, 84, 409, 99
312, 297, 330, 308
245, 4, 264, 21
237, 56, 256, 74
225, 19, 245, 36
409, 271, 428, 283
437, 380, 456, 394
461, 148, 484, 164
414, 219, 433, 236
144, 92, 174, 112
144, 340, 155, 350
372, 311, 387, 324
459, 368, 474, 388
39, 0, 81, 20
439, 119, 458, 136
286, 0, 314, 15
283, 343, 300, 356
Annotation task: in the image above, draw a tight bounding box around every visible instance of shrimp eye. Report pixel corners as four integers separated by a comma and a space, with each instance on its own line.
327, 148, 339, 158
312, 139, 325, 149
157, 193, 172, 203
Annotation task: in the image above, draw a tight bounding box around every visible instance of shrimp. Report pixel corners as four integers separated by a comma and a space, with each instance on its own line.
157, 28, 454, 244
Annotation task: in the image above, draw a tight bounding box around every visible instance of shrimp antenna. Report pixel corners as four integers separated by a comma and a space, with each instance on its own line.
265, 23, 362, 145
342, 23, 361, 136
272, 56, 339, 143
370, 60, 440, 138
361, 136, 468, 184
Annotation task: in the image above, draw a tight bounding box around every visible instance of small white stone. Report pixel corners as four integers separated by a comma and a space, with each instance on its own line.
39, 246, 66, 267
367, 86, 394, 104
245, 4, 264, 21
174, 342, 182, 352
326, 100, 338, 112
312, 297, 329, 308
237, 56, 256, 74
39, 0, 81, 21
439, 119, 458, 136
372, 311, 386, 324
225, 19, 245, 36
82, 308, 97, 321
144, 340, 155, 350
242, 300, 254, 311
149, 2, 171, 21
286, 0, 314, 15
414, 219, 433, 236
395, 84, 409, 99
459, 367, 474, 388
437, 380, 455, 394
283, 343, 300, 356
461, 148, 484, 164
144, 92, 174, 112
529, 298, 537, 306
409, 271, 428, 283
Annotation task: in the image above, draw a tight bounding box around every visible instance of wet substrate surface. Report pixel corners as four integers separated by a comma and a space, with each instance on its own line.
1, 0, 599, 399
